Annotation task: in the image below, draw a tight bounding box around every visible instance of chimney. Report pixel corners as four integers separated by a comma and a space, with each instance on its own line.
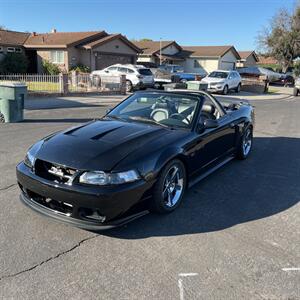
51, 28, 57, 33
32, 32, 37, 36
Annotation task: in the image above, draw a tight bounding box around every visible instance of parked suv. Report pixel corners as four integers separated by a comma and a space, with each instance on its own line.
293, 77, 300, 96
91, 64, 154, 92
201, 70, 242, 94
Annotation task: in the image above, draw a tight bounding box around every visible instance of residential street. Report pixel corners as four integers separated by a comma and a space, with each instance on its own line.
0, 94, 299, 299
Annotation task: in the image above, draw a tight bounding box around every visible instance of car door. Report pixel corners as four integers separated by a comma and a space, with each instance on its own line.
227, 72, 235, 89
190, 94, 237, 174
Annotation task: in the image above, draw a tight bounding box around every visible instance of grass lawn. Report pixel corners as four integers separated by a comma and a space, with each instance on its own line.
26, 81, 60, 92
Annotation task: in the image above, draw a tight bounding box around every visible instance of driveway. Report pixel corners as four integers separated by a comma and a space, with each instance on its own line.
0, 94, 299, 299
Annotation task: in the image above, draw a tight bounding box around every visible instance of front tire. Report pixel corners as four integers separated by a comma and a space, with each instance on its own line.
222, 85, 229, 95
236, 127, 253, 160
150, 159, 187, 213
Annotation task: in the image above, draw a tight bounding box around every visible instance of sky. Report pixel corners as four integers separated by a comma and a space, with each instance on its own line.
0, 0, 297, 51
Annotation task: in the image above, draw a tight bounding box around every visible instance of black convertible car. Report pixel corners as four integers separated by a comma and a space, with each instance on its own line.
17, 90, 254, 229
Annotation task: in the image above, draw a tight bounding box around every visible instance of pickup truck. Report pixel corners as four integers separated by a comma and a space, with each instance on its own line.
293, 77, 300, 96
152, 64, 206, 89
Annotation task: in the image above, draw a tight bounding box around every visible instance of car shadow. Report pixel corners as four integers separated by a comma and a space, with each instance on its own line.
103, 136, 300, 239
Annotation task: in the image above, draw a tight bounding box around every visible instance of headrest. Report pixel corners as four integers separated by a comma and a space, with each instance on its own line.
202, 104, 215, 114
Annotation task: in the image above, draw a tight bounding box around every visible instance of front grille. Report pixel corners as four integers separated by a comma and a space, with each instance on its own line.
25, 189, 73, 216
34, 159, 78, 185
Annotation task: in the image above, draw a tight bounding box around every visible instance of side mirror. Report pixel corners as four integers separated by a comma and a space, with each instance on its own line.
203, 119, 218, 129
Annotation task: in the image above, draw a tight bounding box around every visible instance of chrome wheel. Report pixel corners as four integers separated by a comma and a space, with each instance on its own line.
162, 164, 184, 208
243, 129, 252, 156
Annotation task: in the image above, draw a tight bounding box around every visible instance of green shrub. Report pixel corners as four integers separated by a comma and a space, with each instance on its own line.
0, 53, 28, 74
70, 64, 90, 73
42, 60, 60, 75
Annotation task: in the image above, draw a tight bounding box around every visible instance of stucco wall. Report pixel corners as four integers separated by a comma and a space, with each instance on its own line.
182, 57, 219, 74
92, 39, 137, 55
237, 55, 257, 67
162, 44, 180, 55
218, 50, 237, 70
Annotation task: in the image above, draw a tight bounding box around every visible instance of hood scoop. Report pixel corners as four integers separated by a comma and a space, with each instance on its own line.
90, 126, 123, 140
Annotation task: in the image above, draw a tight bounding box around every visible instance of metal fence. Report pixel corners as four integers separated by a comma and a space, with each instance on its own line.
0, 74, 60, 93
0, 73, 126, 94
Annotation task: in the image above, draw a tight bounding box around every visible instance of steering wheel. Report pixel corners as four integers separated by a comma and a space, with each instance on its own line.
170, 113, 191, 124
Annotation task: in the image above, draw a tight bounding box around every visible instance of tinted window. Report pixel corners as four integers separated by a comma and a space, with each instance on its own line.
107, 66, 118, 71
208, 72, 228, 79
138, 68, 153, 76
118, 67, 128, 73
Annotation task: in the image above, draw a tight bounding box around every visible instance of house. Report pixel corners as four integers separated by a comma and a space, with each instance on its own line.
0, 29, 30, 61
236, 51, 259, 67
133, 40, 184, 65
24, 29, 141, 73
180, 45, 241, 74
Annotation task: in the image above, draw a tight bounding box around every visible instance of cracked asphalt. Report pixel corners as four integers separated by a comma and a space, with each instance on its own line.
0, 94, 299, 299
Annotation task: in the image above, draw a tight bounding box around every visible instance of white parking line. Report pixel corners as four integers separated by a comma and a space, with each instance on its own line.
178, 273, 199, 300
282, 267, 300, 271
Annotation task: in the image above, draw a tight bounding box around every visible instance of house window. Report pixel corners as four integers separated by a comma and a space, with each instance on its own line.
50, 50, 64, 64
7, 47, 15, 52
15, 48, 22, 53
194, 60, 201, 68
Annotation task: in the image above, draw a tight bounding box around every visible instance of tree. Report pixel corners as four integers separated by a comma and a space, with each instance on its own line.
0, 53, 28, 74
258, 5, 300, 72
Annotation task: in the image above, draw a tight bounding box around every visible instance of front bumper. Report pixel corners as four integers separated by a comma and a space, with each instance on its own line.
16, 162, 153, 229
207, 85, 224, 92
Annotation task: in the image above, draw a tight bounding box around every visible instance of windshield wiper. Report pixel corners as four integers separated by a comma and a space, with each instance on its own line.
128, 116, 169, 128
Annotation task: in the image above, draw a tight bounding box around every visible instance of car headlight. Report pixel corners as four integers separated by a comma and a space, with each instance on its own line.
24, 140, 44, 169
79, 170, 140, 185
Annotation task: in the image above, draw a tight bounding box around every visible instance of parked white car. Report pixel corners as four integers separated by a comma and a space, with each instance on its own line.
91, 64, 154, 92
201, 70, 242, 94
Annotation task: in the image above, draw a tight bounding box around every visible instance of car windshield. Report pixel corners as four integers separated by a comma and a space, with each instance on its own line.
107, 93, 200, 129
208, 71, 228, 79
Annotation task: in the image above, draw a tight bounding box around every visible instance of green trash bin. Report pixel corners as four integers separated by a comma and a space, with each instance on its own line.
0, 82, 27, 123
187, 81, 208, 91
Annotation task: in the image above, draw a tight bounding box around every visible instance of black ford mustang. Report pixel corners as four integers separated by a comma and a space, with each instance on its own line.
17, 90, 254, 229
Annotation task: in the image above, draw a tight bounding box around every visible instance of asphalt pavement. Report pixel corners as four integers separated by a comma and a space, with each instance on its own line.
0, 93, 299, 299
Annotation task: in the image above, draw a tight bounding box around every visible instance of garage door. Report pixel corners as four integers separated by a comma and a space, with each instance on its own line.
219, 61, 235, 70
95, 53, 134, 70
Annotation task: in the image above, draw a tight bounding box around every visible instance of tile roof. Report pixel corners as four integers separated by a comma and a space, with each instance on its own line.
24, 31, 107, 48
0, 29, 30, 46
257, 56, 278, 64
82, 34, 141, 52
133, 40, 179, 55
182, 45, 240, 58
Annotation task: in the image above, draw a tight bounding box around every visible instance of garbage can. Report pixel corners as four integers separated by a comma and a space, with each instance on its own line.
0, 82, 27, 123
187, 81, 208, 91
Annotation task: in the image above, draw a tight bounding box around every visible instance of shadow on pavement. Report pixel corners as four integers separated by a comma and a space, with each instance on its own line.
104, 136, 300, 239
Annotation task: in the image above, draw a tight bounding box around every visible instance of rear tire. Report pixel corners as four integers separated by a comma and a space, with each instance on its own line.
0, 113, 5, 123
222, 85, 229, 95
236, 127, 253, 160
293, 87, 299, 96
235, 83, 241, 93
150, 159, 187, 214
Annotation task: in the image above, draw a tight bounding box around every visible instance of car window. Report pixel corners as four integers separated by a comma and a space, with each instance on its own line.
118, 67, 128, 73
108, 93, 200, 129
107, 66, 118, 71
138, 68, 153, 76
127, 68, 135, 74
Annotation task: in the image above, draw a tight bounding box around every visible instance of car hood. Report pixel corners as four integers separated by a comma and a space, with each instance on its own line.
36, 120, 170, 171
201, 77, 226, 84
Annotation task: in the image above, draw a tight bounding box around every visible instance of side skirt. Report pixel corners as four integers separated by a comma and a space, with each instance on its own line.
188, 156, 234, 188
